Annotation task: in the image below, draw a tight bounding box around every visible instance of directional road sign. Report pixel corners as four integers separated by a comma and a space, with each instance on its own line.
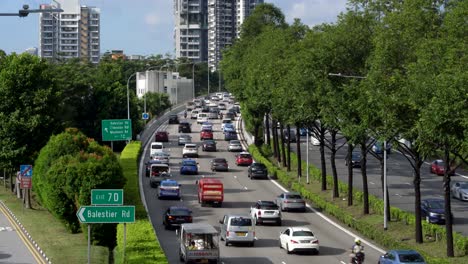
91, 189, 123, 205
76, 206, 135, 223
101, 119, 132, 141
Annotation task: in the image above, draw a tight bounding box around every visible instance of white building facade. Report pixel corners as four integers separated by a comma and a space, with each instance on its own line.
136, 71, 194, 105
39, 0, 100, 63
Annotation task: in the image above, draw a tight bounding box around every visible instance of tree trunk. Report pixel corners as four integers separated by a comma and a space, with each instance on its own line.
414, 158, 423, 243
275, 122, 281, 162
254, 123, 261, 146
319, 127, 327, 191
379, 158, 391, 221
443, 146, 454, 257
280, 124, 286, 167
272, 120, 278, 158
360, 141, 369, 214
286, 125, 291, 172
265, 113, 271, 146
296, 125, 302, 179
23, 189, 31, 209
347, 143, 354, 206
330, 130, 339, 198
108, 246, 115, 264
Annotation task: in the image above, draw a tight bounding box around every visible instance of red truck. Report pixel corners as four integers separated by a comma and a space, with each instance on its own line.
197, 178, 223, 207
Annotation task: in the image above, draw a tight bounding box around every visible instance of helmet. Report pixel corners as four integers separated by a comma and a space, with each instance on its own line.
354, 238, 361, 245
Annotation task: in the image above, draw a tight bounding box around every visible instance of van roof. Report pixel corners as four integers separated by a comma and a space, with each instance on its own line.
199, 178, 222, 184
181, 223, 218, 234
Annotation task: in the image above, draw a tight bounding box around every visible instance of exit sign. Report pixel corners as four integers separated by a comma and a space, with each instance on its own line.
101, 119, 132, 141
91, 189, 123, 205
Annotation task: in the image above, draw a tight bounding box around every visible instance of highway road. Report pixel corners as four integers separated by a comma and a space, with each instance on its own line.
289, 131, 468, 235
0, 203, 39, 264
139, 105, 385, 264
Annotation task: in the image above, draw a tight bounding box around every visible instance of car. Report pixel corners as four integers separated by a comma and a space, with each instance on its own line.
250, 200, 281, 225
345, 151, 362, 168
211, 158, 229, 172
190, 110, 199, 119
223, 123, 235, 133
276, 192, 306, 212
231, 105, 240, 113
248, 163, 268, 179
150, 142, 164, 156
279, 227, 319, 255
228, 140, 243, 152
219, 214, 255, 247
152, 151, 170, 164
178, 134, 192, 146
451, 181, 468, 201
168, 114, 179, 124
145, 159, 162, 177
158, 179, 181, 200
178, 122, 191, 133
310, 136, 320, 146
202, 140, 217, 152
283, 129, 297, 143
372, 141, 392, 154
224, 112, 235, 121
430, 159, 455, 176
201, 122, 213, 131
182, 143, 199, 158
221, 118, 233, 130
421, 198, 450, 224
299, 128, 308, 136
180, 159, 198, 175
224, 131, 238, 141
200, 129, 214, 140
211, 95, 219, 101
155, 131, 169, 142
218, 103, 227, 110
197, 113, 209, 124
378, 249, 426, 264
201, 105, 210, 113
235, 152, 253, 166
162, 206, 193, 229
149, 164, 170, 187
208, 110, 219, 119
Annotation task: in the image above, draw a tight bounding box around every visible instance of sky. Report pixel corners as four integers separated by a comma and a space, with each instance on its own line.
0, 0, 348, 56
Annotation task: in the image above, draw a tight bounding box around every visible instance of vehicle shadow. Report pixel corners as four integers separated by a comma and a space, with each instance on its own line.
316, 245, 347, 256
223, 188, 254, 194
0, 252, 12, 259
252, 238, 279, 248
280, 219, 311, 227
220, 257, 274, 264
221, 201, 256, 209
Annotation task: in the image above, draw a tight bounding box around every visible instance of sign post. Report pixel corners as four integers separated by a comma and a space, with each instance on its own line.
19, 165, 32, 189
101, 119, 132, 141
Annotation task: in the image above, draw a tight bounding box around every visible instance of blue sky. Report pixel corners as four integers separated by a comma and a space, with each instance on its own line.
0, 0, 348, 56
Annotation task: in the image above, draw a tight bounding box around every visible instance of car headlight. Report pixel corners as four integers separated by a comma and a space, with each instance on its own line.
429, 212, 440, 217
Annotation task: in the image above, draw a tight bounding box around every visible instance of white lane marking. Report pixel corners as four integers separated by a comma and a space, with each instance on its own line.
281, 262, 286, 264
405, 182, 412, 185
395, 193, 401, 197
369, 181, 375, 185
340, 261, 346, 264
234, 175, 237, 179
244, 186, 248, 190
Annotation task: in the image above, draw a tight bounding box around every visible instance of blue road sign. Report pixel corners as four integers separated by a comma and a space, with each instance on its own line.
142, 112, 149, 120
20, 165, 33, 177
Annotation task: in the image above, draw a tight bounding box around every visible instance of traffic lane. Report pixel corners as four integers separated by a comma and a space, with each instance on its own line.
0, 206, 38, 264
296, 136, 468, 235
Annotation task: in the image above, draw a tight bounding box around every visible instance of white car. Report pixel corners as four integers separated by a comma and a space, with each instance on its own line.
250, 200, 281, 226
182, 143, 199, 158
227, 140, 243, 152
150, 142, 164, 156
451, 181, 468, 201
310, 136, 320, 146
218, 103, 227, 110
197, 113, 209, 124
279, 227, 319, 255
191, 110, 200, 119
152, 151, 170, 164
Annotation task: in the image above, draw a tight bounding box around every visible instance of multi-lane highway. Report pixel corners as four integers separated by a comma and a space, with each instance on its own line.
139, 104, 385, 264
290, 131, 468, 235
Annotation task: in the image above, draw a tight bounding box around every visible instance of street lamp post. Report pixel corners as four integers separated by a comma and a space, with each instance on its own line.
126, 73, 137, 120
0, 5, 63, 17
207, 64, 210, 95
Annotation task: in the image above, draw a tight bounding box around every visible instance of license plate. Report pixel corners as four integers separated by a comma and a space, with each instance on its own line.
300, 240, 310, 243
236, 232, 246, 236
265, 211, 273, 214
201, 260, 209, 263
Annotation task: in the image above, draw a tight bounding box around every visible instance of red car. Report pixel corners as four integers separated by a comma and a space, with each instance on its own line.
200, 129, 213, 140
430, 159, 455, 176
236, 152, 253, 166
155, 131, 169, 142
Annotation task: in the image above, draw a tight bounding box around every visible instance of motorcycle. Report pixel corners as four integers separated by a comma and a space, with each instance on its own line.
350, 251, 365, 264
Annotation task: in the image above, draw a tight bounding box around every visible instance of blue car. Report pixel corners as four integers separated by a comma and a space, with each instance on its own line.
224, 131, 238, 141
421, 198, 448, 224
180, 159, 198, 175
157, 179, 181, 200
223, 123, 235, 133
299, 128, 308, 136
378, 250, 426, 264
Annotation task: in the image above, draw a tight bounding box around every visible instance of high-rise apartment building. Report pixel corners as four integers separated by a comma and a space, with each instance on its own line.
39, 0, 100, 63
174, 0, 263, 70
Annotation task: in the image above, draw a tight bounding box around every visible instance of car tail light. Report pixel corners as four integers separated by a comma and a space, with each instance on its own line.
284, 200, 289, 203
312, 239, 319, 244
226, 231, 230, 237
290, 239, 299, 244
168, 216, 174, 219
187, 216, 192, 222
258, 211, 261, 216
253, 231, 255, 237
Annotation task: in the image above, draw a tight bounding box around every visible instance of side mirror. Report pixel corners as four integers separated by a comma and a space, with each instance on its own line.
195, 180, 199, 185
175, 229, 179, 236
179, 184, 182, 187
219, 219, 223, 224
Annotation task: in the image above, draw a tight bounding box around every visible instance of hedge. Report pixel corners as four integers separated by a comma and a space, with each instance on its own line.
114, 141, 168, 263
249, 144, 468, 263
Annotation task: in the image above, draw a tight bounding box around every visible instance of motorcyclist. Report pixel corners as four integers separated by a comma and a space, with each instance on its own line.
350, 238, 365, 264
184, 110, 188, 119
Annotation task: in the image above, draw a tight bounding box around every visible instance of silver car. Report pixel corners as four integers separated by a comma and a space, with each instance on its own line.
228, 140, 243, 152
178, 134, 192, 146
451, 181, 468, 201
152, 151, 170, 164
276, 192, 306, 212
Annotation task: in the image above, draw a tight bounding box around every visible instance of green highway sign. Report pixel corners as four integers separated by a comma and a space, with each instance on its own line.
101, 119, 132, 141
91, 189, 123, 205
77, 206, 135, 223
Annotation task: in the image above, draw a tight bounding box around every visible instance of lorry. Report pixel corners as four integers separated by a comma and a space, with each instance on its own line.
177, 223, 220, 264
197, 178, 223, 207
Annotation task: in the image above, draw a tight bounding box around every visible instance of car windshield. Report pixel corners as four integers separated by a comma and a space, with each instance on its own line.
162, 181, 178, 187
240, 154, 251, 158
459, 183, 468, 189
213, 159, 226, 163
185, 145, 196, 149
253, 164, 266, 169
427, 201, 444, 209
398, 253, 425, 262
183, 160, 196, 165
152, 145, 162, 149
292, 231, 314, 237
230, 217, 252, 226
170, 208, 190, 216
230, 140, 240, 145
260, 203, 278, 210
436, 161, 445, 166
286, 194, 302, 199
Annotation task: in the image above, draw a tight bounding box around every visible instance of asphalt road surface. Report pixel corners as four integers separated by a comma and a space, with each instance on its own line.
139, 108, 385, 264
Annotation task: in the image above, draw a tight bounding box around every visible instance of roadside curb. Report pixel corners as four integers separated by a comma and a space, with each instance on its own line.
0, 200, 51, 264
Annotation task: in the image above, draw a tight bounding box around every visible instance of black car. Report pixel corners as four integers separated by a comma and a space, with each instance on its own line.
201, 106, 210, 113
227, 108, 237, 117
345, 151, 362, 168
283, 129, 297, 143
224, 131, 238, 141
163, 206, 193, 229
168, 114, 179, 124
202, 140, 217, 151
421, 198, 452, 224
225, 112, 235, 121
178, 122, 191, 133
210, 158, 229, 172
248, 163, 268, 179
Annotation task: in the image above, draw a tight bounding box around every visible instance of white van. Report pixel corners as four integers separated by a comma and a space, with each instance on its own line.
150, 142, 164, 156
197, 113, 209, 124
219, 214, 255, 247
